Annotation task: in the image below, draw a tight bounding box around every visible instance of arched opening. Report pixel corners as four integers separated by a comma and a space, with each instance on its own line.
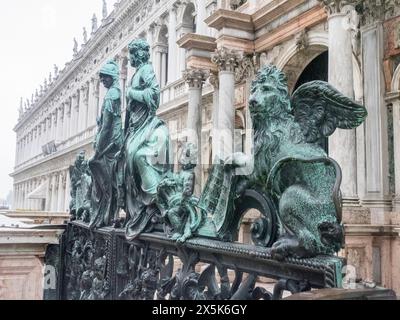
293, 51, 328, 91
157, 25, 169, 87
177, 2, 197, 75
182, 2, 196, 34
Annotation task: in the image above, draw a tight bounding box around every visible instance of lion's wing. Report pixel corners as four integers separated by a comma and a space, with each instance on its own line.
291, 81, 367, 144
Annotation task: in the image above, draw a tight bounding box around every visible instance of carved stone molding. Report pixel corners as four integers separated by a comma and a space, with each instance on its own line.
183, 69, 208, 89
211, 47, 241, 73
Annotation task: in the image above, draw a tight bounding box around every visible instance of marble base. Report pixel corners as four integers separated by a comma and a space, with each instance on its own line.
0, 226, 64, 300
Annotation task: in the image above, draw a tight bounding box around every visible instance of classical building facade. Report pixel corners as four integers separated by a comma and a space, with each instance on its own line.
10, 0, 400, 292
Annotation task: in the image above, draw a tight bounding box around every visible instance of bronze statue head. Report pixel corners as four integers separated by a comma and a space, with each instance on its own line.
99, 60, 120, 88
128, 39, 150, 68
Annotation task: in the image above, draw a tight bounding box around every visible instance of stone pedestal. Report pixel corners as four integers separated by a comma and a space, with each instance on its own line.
0, 215, 64, 300
342, 211, 400, 295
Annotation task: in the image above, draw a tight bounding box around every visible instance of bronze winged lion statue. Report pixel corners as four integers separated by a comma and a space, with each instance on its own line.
198, 65, 367, 260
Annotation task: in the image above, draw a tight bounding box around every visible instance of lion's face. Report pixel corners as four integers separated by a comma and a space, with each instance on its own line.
249, 66, 292, 127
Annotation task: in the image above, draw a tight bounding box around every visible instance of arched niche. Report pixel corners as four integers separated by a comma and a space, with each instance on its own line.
281, 45, 328, 94
178, 1, 197, 33
158, 25, 168, 45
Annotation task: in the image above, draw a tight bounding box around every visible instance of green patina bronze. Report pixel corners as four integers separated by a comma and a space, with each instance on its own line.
68, 41, 367, 259
89, 60, 123, 229
157, 143, 205, 243
69, 151, 92, 223
117, 39, 171, 241
58, 42, 374, 301
199, 65, 367, 259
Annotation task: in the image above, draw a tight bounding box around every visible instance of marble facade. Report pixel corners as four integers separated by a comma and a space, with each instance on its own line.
10, 0, 400, 294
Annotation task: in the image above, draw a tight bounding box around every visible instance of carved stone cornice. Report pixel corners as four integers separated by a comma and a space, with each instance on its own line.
183, 69, 208, 89
177, 33, 217, 52
205, 9, 253, 32
211, 47, 241, 73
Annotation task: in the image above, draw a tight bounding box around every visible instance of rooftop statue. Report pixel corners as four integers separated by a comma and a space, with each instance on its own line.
199, 65, 367, 259
116, 39, 171, 241
89, 60, 123, 229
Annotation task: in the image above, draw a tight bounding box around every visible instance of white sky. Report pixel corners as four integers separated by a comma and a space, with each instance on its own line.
0, 0, 117, 200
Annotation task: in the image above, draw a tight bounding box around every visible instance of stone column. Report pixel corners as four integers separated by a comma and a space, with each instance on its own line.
27, 133, 32, 161
94, 76, 101, 124
184, 68, 208, 195
70, 93, 78, 138
358, 2, 392, 216
209, 71, 220, 162
21, 182, 26, 209
321, 1, 359, 207
45, 175, 52, 212
393, 99, 400, 210
79, 85, 89, 133
32, 128, 37, 158
77, 89, 84, 133
57, 105, 64, 142
52, 111, 57, 141
211, 47, 240, 161
57, 172, 65, 212
161, 51, 168, 87
77, 91, 83, 134
51, 174, 58, 212
46, 113, 54, 143
196, 0, 208, 35
65, 169, 71, 213
168, 7, 178, 83
16, 185, 21, 209
154, 49, 162, 85
63, 100, 71, 141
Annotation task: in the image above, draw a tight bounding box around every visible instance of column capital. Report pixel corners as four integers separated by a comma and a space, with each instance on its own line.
320, 0, 400, 25
318, 0, 356, 15
183, 68, 208, 89
211, 47, 241, 73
